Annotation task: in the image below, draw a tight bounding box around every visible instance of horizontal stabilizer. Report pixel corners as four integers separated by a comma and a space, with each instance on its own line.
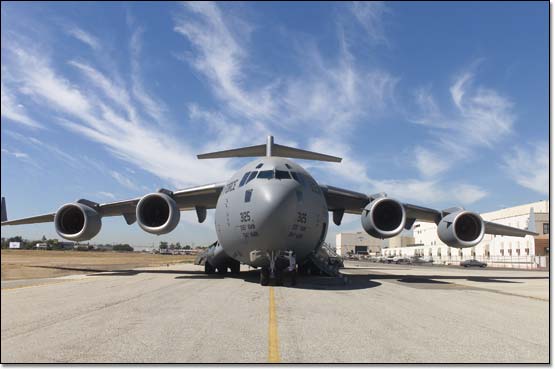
197, 136, 342, 162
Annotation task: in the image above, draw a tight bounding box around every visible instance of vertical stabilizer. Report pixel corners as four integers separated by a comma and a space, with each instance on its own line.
1, 197, 6, 222
266, 135, 274, 157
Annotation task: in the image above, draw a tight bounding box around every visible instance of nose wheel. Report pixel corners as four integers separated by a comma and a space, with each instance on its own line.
259, 251, 293, 286
260, 268, 270, 286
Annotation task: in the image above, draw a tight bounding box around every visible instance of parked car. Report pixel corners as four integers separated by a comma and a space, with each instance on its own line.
394, 257, 412, 264
460, 259, 487, 268
410, 256, 427, 264
383, 256, 396, 264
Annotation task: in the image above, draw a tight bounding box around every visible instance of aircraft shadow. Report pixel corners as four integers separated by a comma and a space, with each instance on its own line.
31, 265, 545, 289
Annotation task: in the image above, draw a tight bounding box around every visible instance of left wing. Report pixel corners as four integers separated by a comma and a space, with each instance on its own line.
1, 182, 225, 227
319, 183, 537, 239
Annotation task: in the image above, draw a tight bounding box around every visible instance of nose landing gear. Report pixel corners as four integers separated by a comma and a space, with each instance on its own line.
259, 251, 296, 286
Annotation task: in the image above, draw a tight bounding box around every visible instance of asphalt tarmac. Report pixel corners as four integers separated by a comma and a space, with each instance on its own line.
1, 261, 549, 363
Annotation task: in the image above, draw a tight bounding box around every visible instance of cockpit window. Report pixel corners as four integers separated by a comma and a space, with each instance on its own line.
255, 163, 264, 169
246, 171, 258, 184
291, 171, 305, 185
257, 170, 274, 179
275, 170, 291, 179
239, 172, 251, 187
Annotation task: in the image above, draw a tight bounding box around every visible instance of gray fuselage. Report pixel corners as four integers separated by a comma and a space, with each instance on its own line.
214, 157, 329, 267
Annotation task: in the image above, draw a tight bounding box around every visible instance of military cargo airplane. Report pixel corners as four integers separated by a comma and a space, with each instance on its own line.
1, 136, 537, 285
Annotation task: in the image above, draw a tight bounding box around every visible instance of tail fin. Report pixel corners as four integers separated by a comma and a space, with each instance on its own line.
197, 136, 342, 163
1, 197, 6, 222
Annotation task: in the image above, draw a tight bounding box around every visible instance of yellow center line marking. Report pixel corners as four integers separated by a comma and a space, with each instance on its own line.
268, 287, 281, 363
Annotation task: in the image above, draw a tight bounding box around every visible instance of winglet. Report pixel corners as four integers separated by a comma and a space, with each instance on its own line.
1, 197, 7, 222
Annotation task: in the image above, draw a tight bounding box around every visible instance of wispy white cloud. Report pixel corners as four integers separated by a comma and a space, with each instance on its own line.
410, 71, 515, 177
3, 37, 234, 189
368, 178, 487, 206
129, 28, 168, 126
503, 141, 548, 195
110, 170, 139, 191
67, 27, 100, 50
4, 130, 79, 168
174, 2, 277, 120
1, 82, 43, 129
413, 146, 450, 178
1, 148, 29, 159
350, 1, 390, 45
1, 147, 40, 169
96, 191, 117, 200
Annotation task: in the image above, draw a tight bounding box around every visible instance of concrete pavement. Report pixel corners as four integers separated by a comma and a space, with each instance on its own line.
1, 262, 549, 363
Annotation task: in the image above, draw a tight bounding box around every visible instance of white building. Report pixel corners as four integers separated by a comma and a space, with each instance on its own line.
387, 200, 549, 268
336, 231, 415, 256
336, 232, 384, 256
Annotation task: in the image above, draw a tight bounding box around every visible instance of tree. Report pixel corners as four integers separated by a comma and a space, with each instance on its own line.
176, 242, 182, 249
113, 244, 133, 252
159, 241, 168, 249
184, 245, 191, 250
42, 235, 47, 242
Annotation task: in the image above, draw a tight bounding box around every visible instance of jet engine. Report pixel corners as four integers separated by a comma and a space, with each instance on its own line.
437, 210, 485, 248
136, 192, 180, 235
361, 197, 406, 238
54, 203, 101, 241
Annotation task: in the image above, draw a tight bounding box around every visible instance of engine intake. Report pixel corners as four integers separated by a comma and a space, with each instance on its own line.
136, 192, 180, 235
361, 197, 406, 238
437, 211, 485, 248
54, 203, 101, 241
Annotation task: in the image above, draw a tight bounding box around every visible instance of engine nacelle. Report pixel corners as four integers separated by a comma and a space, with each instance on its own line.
361, 197, 406, 238
136, 192, 180, 235
54, 203, 101, 241
437, 210, 485, 248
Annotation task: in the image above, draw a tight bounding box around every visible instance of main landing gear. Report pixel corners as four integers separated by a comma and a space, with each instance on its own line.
204, 259, 241, 275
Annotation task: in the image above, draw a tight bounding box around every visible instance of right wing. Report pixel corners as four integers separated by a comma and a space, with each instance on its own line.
1, 182, 225, 226
319, 183, 538, 238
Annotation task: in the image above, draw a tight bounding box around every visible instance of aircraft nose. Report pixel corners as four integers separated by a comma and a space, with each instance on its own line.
255, 182, 298, 247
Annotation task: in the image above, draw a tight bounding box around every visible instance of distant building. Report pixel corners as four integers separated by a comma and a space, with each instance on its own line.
388, 234, 416, 249
336, 232, 383, 256
335, 231, 415, 257
35, 243, 48, 249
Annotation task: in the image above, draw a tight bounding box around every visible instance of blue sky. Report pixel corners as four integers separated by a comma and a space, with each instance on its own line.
0, 1, 548, 246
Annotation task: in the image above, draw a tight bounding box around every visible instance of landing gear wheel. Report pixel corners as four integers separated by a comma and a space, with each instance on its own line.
204, 262, 215, 274
217, 266, 228, 275
230, 260, 241, 274
260, 268, 270, 286
290, 270, 297, 286
275, 270, 283, 286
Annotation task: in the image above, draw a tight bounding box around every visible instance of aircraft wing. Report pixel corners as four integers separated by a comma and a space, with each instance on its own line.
1, 182, 225, 226
319, 184, 538, 237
